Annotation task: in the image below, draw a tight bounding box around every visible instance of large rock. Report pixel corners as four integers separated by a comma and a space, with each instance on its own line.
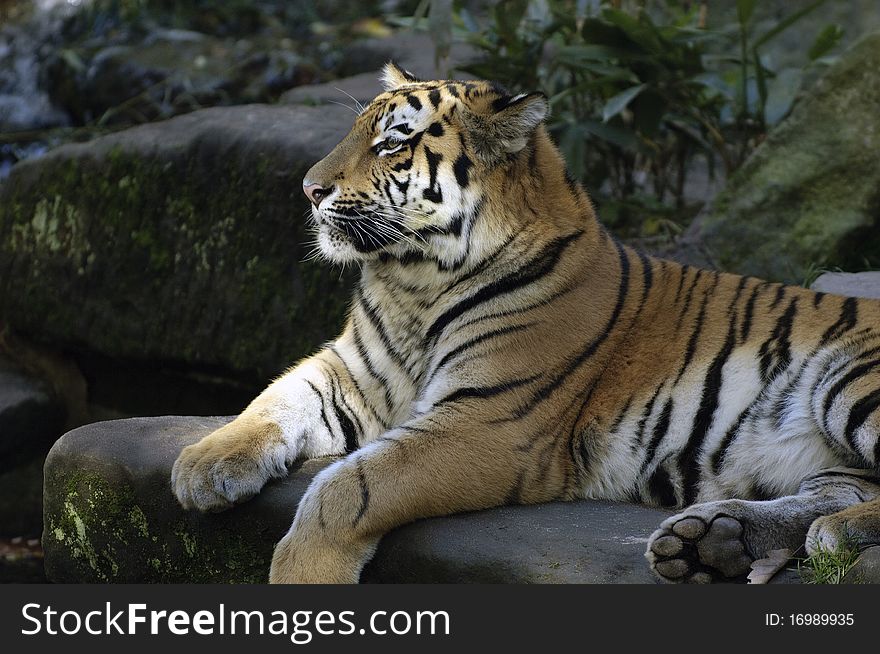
282, 32, 475, 107
0, 359, 64, 473
688, 33, 880, 283
0, 104, 356, 383
843, 546, 880, 584
811, 271, 880, 300
43, 416, 671, 583
45, 30, 318, 125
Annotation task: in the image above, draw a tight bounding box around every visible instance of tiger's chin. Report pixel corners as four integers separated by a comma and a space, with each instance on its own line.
316, 224, 394, 265
315, 227, 365, 264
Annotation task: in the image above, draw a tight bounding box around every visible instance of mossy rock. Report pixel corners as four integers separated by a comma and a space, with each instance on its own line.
43, 416, 675, 583
0, 104, 356, 383
43, 416, 330, 583
693, 32, 880, 283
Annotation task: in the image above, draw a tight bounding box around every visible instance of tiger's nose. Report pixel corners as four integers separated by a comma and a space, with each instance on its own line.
303, 183, 331, 208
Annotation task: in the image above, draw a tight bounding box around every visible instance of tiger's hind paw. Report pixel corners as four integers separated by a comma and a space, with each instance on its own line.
646, 504, 755, 583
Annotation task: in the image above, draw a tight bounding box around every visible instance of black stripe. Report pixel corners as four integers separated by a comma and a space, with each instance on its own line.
633, 384, 663, 450
427, 322, 535, 383
678, 319, 738, 504
641, 396, 673, 473
813, 291, 826, 308
329, 345, 383, 425
673, 284, 712, 384
758, 297, 799, 381
425, 230, 584, 344
352, 460, 371, 526
822, 357, 880, 432
505, 469, 526, 504
710, 407, 749, 474
675, 268, 703, 331
405, 93, 422, 111
351, 324, 395, 414
328, 379, 360, 454
453, 152, 473, 188
673, 265, 690, 303
769, 284, 787, 309
436, 373, 541, 406
611, 396, 634, 434
636, 249, 653, 307
648, 464, 678, 508
422, 146, 443, 203
306, 380, 335, 439
510, 240, 631, 419
844, 386, 880, 456
455, 280, 577, 332
739, 283, 763, 342
325, 365, 365, 437
357, 288, 410, 373
729, 276, 749, 316
820, 297, 859, 345
436, 225, 516, 297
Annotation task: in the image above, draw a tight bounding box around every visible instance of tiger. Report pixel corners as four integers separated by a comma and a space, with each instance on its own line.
171, 63, 880, 584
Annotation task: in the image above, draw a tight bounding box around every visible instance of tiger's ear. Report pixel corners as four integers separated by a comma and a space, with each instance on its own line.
380, 62, 422, 91
461, 92, 549, 165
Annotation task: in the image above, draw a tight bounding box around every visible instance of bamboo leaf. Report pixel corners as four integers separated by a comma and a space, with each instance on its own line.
753, 0, 827, 49
809, 24, 844, 61
736, 0, 757, 27
602, 83, 647, 122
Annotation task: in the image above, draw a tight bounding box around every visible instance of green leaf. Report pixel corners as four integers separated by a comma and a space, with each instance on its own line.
753, 0, 827, 49
59, 48, 86, 72
602, 83, 647, 122
736, 0, 757, 27
753, 48, 768, 125
581, 119, 640, 151
555, 43, 645, 63
494, 0, 529, 43
601, 8, 664, 55
630, 89, 666, 137
808, 24, 844, 61
581, 16, 629, 47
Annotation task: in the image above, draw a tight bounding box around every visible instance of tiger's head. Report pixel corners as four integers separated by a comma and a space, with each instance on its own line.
302, 63, 565, 270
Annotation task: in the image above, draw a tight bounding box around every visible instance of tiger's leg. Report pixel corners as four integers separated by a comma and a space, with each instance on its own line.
172, 337, 391, 512
646, 469, 880, 583
268, 418, 559, 583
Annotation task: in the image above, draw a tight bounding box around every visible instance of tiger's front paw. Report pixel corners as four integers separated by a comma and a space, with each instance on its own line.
172, 417, 288, 512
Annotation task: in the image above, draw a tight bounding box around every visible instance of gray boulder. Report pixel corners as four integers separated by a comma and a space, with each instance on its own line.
811, 271, 880, 300
0, 104, 356, 383
43, 416, 671, 583
688, 33, 880, 283
282, 32, 475, 107
0, 359, 64, 473
843, 546, 880, 584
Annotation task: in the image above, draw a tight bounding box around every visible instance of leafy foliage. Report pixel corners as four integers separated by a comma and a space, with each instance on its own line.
444, 0, 842, 238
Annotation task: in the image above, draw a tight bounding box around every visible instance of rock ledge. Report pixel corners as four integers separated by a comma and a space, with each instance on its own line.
44, 416, 672, 583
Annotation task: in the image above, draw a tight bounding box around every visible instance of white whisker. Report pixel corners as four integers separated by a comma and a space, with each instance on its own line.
335, 87, 366, 115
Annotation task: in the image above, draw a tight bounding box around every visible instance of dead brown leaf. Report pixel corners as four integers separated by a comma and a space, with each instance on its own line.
747, 548, 793, 584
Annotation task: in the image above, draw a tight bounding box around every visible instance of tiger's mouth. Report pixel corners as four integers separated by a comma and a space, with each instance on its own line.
322, 214, 406, 253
